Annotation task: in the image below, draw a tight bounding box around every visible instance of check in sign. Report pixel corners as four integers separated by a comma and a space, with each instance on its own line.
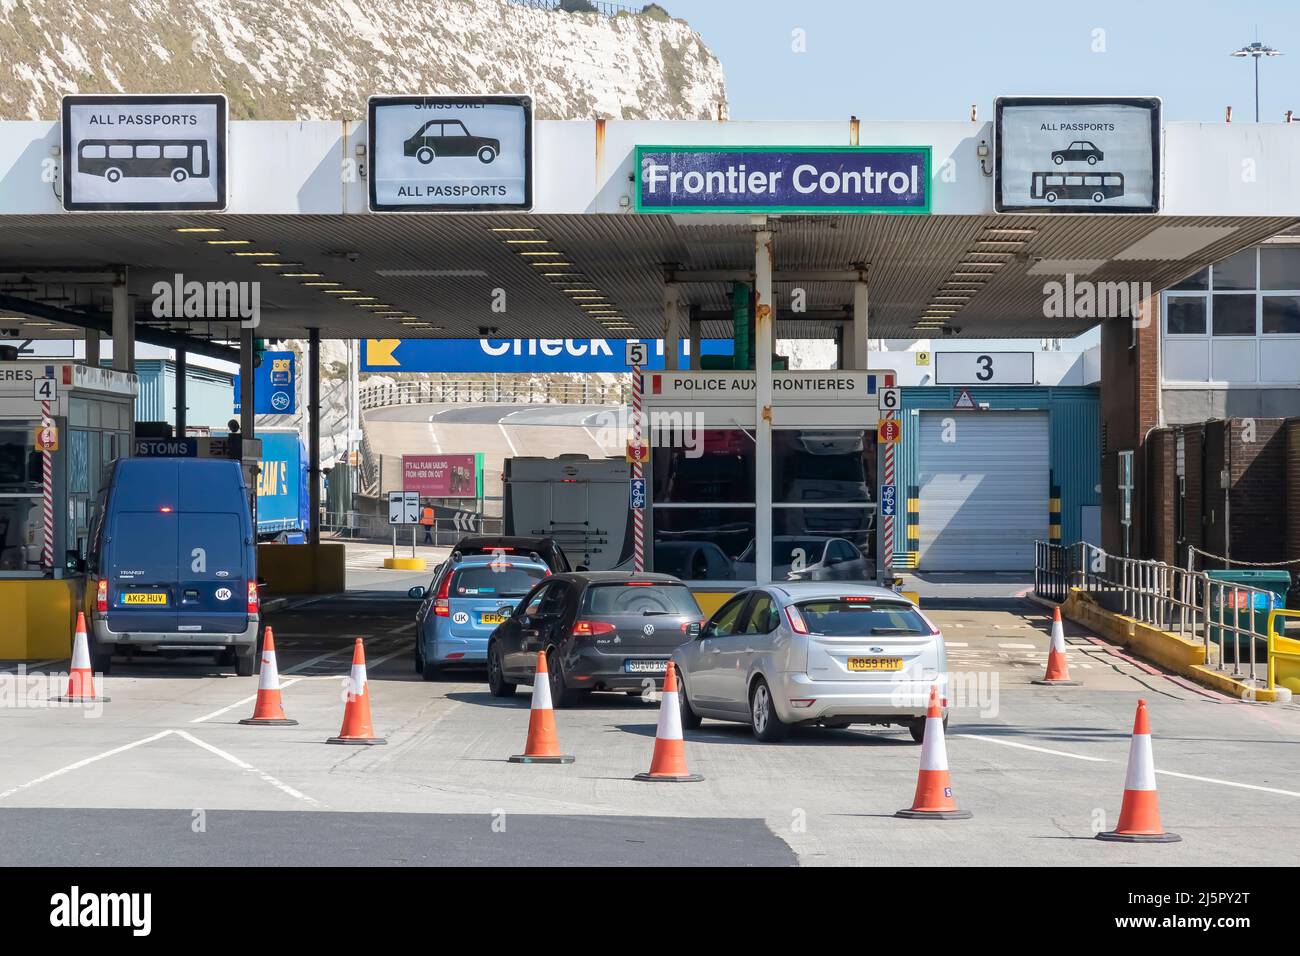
636, 146, 930, 214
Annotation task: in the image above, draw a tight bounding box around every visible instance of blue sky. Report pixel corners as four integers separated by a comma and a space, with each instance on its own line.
665, 0, 1299, 123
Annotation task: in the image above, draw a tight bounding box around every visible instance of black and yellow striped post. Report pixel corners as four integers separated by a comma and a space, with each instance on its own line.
905, 484, 920, 565
1049, 481, 1062, 546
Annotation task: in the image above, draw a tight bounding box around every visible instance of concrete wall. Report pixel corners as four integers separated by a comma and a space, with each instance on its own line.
1163, 387, 1300, 423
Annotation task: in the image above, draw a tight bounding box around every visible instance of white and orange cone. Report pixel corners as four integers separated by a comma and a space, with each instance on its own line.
53, 612, 110, 703
896, 685, 970, 819
1032, 606, 1080, 686
240, 627, 297, 726
509, 650, 574, 764
634, 662, 702, 782
1097, 699, 1181, 843
326, 638, 386, 745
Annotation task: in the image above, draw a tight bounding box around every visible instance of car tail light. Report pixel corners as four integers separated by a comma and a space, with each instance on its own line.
247, 580, 259, 614
572, 619, 616, 638
842, 595, 873, 603
96, 578, 108, 613
624, 581, 655, 586
433, 573, 451, 617
784, 605, 808, 634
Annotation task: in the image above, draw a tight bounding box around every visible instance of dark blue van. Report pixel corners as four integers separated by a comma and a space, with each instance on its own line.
83, 458, 260, 675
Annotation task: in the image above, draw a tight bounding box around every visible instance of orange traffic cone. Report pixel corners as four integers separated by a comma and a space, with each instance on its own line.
509, 650, 574, 764
240, 627, 297, 726
326, 638, 386, 745
1032, 607, 1080, 686
1097, 699, 1181, 843
896, 685, 970, 819
634, 662, 703, 782
53, 612, 110, 703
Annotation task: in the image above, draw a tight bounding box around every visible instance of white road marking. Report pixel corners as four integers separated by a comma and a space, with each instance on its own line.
0, 658, 63, 672
190, 678, 304, 724
999, 643, 1037, 649
944, 641, 968, 648
390, 622, 416, 634
498, 423, 519, 456
0, 730, 175, 800
171, 730, 321, 806
1154, 769, 1300, 799
956, 733, 1110, 762
426, 417, 442, 453
582, 425, 606, 454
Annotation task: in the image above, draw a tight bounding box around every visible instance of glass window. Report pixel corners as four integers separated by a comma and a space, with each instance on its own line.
1212, 295, 1256, 335
794, 599, 931, 636
69, 430, 90, 495
1170, 267, 1209, 291
1212, 249, 1256, 290
0, 497, 44, 572
741, 594, 779, 634
135, 144, 161, 160
452, 565, 548, 598
652, 507, 755, 581
705, 593, 751, 638
0, 425, 42, 493
1166, 296, 1207, 335
652, 428, 754, 504
1262, 296, 1300, 334
108, 144, 133, 159
584, 582, 701, 617
1260, 247, 1300, 290
163, 144, 189, 160
770, 509, 876, 584
80, 144, 106, 160
772, 428, 875, 504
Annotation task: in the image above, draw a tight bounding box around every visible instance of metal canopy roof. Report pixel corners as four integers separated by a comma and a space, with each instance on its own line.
0, 210, 1292, 345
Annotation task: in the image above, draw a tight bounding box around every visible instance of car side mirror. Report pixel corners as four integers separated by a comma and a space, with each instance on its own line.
65, 551, 86, 575
408, 586, 426, 600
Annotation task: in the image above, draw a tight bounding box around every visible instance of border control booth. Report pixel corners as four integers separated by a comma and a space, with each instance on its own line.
0, 361, 139, 658
641, 369, 893, 614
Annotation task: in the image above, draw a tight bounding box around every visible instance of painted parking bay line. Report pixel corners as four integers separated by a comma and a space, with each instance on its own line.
956, 733, 1110, 762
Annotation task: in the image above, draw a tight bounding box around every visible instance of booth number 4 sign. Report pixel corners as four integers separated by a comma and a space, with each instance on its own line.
34, 377, 55, 402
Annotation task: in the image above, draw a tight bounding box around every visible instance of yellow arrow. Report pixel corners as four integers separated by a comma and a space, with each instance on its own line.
366, 338, 401, 367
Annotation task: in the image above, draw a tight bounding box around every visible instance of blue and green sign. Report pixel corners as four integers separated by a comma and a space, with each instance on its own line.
635, 145, 931, 214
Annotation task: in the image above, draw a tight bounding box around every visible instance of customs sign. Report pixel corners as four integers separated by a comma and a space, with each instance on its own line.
636, 146, 930, 214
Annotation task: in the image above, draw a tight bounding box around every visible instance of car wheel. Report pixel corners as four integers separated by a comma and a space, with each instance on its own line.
421, 656, 442, 682
749, 677, 789, 742
416, 146, 434, 164
89, 631, 112, 675
413, 636, 424, 674
546, 646, 576, 708
487, 643, 517, 698
234, 645, 256, 677
908, 714, 950, 743
172, 168, 188, 182
677, 672, 702, 730
477, 145, 497, 163
1053, 155, 1063, 165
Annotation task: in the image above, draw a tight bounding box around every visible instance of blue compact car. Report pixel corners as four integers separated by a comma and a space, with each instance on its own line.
410, 553, 551, 680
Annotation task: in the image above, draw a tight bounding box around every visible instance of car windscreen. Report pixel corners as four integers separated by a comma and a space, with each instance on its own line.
450, 565, 547, 599
795, 599, 931, 636
583, 583, 701, 617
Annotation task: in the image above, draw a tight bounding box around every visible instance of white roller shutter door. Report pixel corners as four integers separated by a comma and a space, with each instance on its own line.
916, 411, 1049, 571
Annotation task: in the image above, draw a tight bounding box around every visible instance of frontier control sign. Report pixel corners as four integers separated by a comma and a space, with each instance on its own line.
636, 146, 930, 214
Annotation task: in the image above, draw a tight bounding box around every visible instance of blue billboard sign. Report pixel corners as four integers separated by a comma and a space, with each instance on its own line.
233, 350, 296, 415
361, 337, 734, 374
636, 146, 931, 214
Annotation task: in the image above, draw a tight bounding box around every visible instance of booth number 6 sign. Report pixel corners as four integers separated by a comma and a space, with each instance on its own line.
879, 387, 901, 412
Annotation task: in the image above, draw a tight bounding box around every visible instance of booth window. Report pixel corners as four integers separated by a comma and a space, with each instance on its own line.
651, 428, 755, 582
769, 428, 877, 583
0, 422, 46, 572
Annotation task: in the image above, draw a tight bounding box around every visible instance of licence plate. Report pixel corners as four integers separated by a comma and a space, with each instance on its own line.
480, 612, 507, 625
121, 592, 168, 606
624, 659, 668, 674
847, 657, 902, 672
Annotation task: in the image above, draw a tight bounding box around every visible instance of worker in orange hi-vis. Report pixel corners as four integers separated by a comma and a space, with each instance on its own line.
420, 505, 434, 545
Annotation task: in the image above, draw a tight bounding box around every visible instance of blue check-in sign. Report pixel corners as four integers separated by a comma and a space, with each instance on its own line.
881, 484, 897, 517
636, 146, 931, 214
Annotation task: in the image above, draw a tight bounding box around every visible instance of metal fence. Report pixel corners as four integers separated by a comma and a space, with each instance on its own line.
509, 0, 644, 16
1034, 540, 1282, 686
359, 378, 630, 410
321, 511, 503, 544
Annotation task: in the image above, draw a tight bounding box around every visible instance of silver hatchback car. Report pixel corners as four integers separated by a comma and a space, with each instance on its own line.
672, 582, 947, 742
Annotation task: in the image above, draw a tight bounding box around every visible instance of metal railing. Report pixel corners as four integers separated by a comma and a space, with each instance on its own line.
1035, 541, 1282, 686
359, 378, 629, 411
321, 511, 503, 544
509, 0, 644, 17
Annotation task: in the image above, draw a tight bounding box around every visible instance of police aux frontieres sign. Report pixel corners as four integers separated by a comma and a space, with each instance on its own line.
636, 146, 931, 214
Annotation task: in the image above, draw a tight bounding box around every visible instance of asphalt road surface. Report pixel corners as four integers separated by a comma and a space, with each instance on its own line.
2, 591, 1298, 866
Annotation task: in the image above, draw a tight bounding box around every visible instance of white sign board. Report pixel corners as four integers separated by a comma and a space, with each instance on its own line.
62, 94, 227, 211
368, 95, 533, 212
388, 491, 421, 525
625, 340, 649, 367
995, 96, 1160, 213
33, 377, 55, 402
935, 352, 1034, 385
878, 387, 901, 412
641, 371, 890, 405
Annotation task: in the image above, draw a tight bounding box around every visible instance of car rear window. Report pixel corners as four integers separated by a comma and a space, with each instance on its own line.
795, 599, 931, 636
451, 565, 547, 598
583, 583, 701, 616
